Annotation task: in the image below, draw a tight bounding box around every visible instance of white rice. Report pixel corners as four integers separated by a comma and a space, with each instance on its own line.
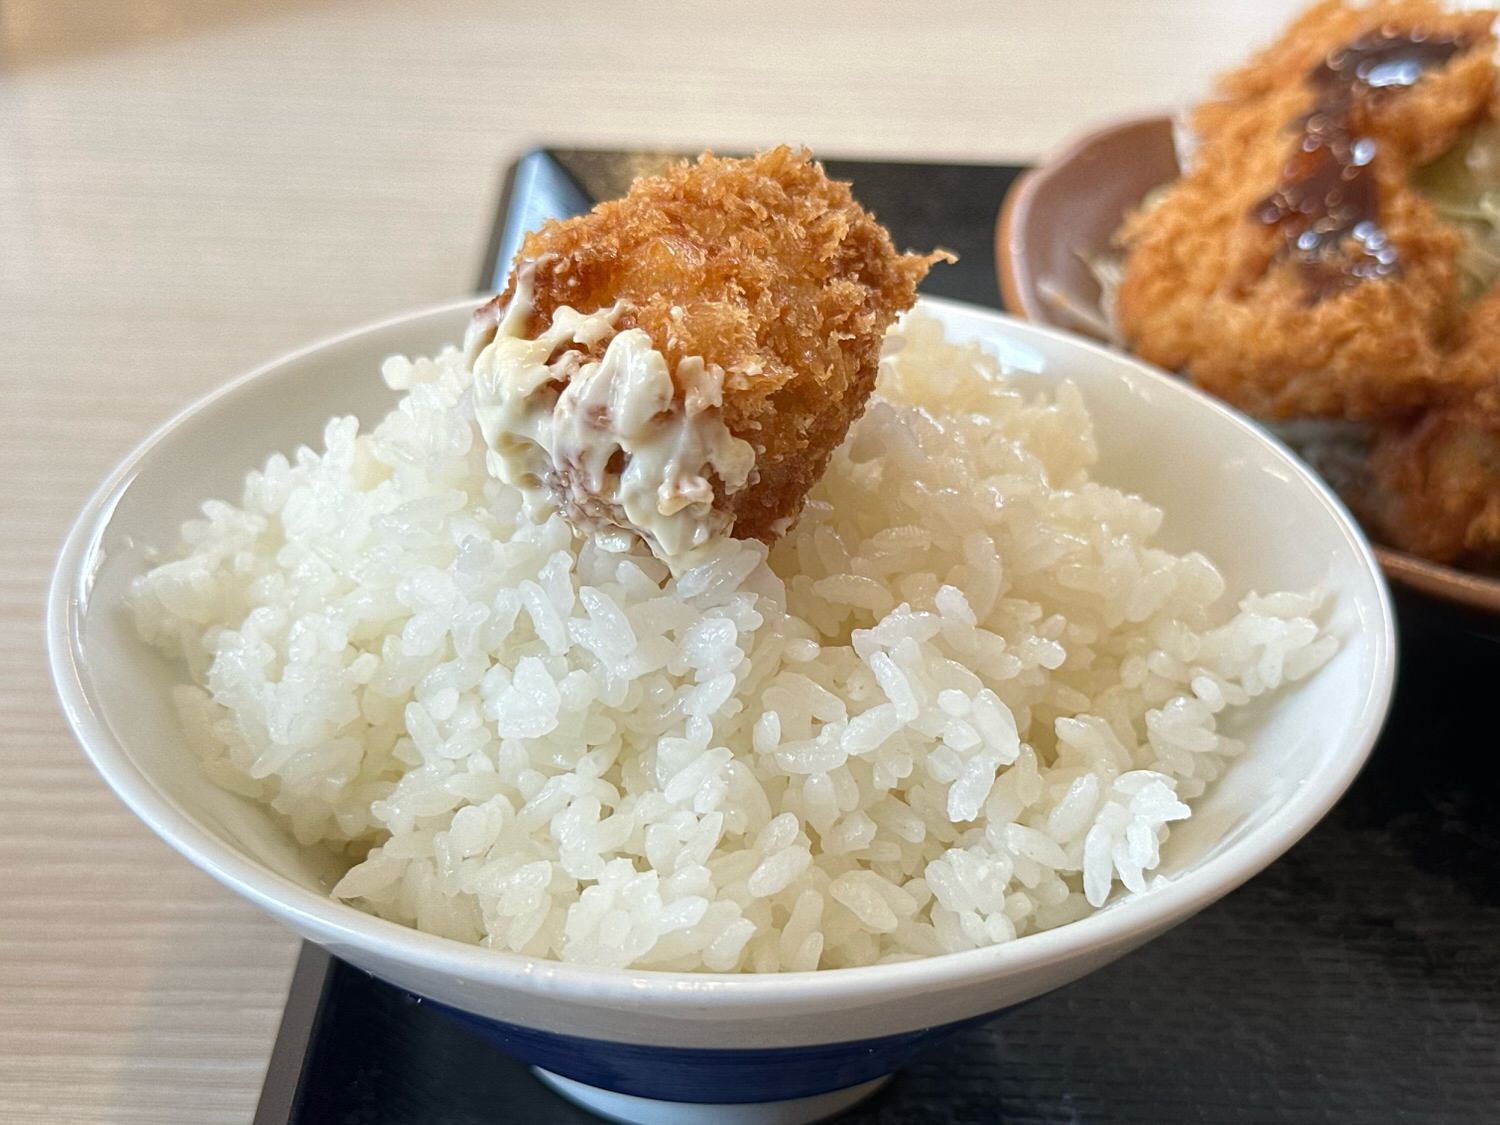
130, 311, 1336, 972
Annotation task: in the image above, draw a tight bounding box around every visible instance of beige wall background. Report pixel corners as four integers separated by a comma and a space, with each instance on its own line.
0, 1, 1311, 1120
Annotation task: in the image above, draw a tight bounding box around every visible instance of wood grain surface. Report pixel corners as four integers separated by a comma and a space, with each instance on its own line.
0, 1, 1308, 1120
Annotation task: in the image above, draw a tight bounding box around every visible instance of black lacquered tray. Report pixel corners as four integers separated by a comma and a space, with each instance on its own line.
255, 150, 1500, 1125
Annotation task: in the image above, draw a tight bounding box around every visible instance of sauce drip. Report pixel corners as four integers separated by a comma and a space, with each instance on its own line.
1252, 28, 1472, 301
1314, 29, 1469, 95
1252, 115, 1395, 300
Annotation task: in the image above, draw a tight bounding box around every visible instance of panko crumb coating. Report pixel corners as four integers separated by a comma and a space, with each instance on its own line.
473, 147, 948, 545
1370, 289, 1500, 563
1117, 0, 1498, 422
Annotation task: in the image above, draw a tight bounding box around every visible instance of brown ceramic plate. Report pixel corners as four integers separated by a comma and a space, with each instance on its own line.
997, 112, 1500, 623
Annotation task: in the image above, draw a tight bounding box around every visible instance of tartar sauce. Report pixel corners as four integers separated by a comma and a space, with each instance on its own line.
465, 260, 756, 565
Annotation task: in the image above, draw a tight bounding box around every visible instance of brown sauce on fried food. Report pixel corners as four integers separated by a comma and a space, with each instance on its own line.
1315, 28, 1469, 93
1254, 28, 1473, 301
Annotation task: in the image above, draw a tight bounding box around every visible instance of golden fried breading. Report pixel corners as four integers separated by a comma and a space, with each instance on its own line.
478, 147, 945, 545
1368, 398, 1500, 562
1118, 159, 1465, 419
1194, 0, 1497, 166
1368, 290, 1500, 563
1117, 0, 1496, 421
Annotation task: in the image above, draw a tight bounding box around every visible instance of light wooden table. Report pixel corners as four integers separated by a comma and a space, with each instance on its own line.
0, 1, 1309, 1120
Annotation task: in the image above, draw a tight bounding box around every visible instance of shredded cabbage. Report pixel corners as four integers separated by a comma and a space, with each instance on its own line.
1414, 122, 1500, 302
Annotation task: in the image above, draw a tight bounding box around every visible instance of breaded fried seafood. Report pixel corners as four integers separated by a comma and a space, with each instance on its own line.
1117, 0, 1497, 421
1106, 0, 1500, 571
1369, 399, 1500, 562
465, 147, 948, 563
1369, 293, 1500, 563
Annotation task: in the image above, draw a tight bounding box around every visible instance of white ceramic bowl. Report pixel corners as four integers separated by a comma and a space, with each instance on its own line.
49, 297, 1395, 1125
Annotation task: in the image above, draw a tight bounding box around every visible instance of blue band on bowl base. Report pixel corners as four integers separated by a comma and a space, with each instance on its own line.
431, 999, 1006, 1104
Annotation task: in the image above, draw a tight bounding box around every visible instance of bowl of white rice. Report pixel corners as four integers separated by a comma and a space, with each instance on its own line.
49, 297, 1394, 1125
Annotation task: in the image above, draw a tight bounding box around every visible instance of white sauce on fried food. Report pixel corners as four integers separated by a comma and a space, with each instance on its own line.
465, 260, 756, 565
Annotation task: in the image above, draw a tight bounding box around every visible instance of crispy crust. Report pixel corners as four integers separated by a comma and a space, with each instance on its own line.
1193, 0, 1497, 165
1369, 291, 1500, 563
1369, 407, 1500, 562
1117, 0, 1497, 421
484, 147, 945, 543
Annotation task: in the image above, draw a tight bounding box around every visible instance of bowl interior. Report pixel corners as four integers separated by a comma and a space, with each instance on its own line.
930, 302, 1388, 867
55, 298, 1391, 980
996, 114, 1500, 623
61, 307, 471, 896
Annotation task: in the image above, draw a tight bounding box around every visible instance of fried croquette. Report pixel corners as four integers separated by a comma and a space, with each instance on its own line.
1369, 290, 1500, 563
1193, 1, 1498, 167
1117, 0, 1497, 422
467, 147, 947, 554
1369, 394, 1500, 563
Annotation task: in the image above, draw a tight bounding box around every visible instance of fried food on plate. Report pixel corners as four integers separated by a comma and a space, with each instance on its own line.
1369, 291, 1500, 563
1369, 402, 1500, 563
1192, 0, 1498, 166
1117, 0, 1497, 421
465, 147, 948, 562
